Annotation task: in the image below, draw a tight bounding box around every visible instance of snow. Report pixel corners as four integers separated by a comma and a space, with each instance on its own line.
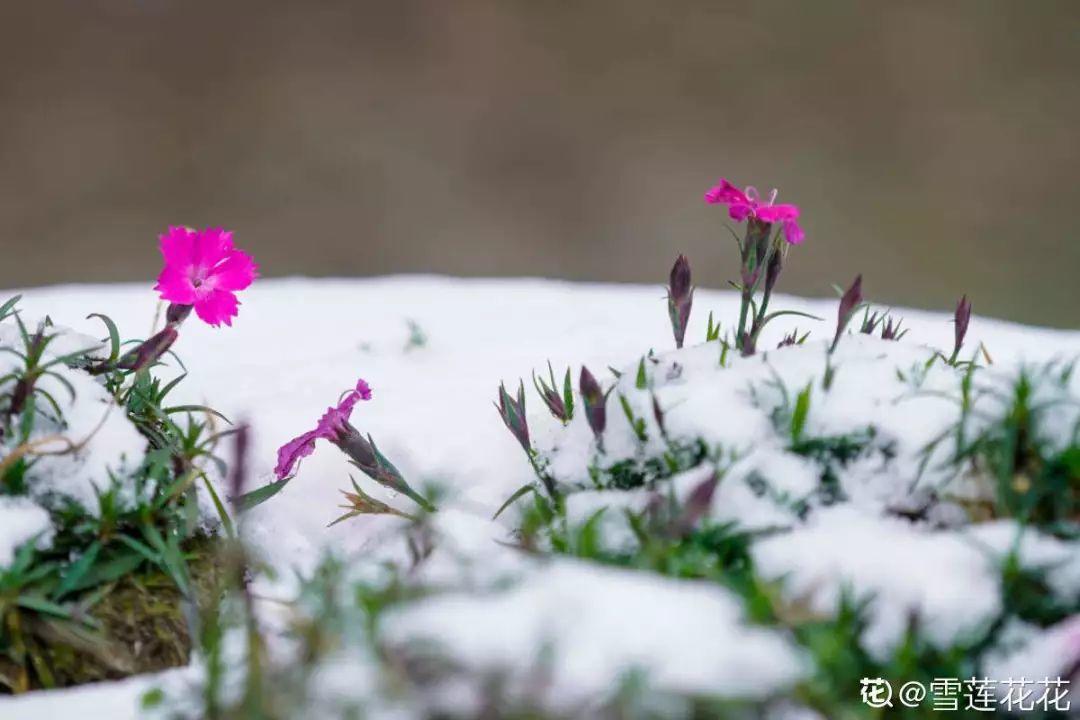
986, 615, 1080, 688
753, 506, 1001, 659
0, 496, 53, 567
0, 322, 146, 515
382, 559, 807, 712
3, 275, 1080, 718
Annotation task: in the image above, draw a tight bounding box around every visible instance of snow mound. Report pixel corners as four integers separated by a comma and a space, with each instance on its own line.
0, 321, 146, 515
0, 496, 53, 567
383, 559, 807, 710
3, 276, 1079, 718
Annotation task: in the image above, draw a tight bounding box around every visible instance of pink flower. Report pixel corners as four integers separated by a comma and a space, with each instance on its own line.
154, 226, 258, 327
274, 379, 373, 480
704, 179, 805, 245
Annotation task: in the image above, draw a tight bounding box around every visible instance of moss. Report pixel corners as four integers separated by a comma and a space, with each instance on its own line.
0, 535, 224, 693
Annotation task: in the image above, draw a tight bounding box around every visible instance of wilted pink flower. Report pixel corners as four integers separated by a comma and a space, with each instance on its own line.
274, 379, 373, 479
154, 226, 258, 327
705, 179, 805, 245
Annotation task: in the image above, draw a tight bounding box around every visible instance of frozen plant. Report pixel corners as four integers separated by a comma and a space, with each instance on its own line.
666, 254, 693, 349
704, 177, 817, 356
92, 227, 258, 376
272, 378, 435, 516
0, 226, 255, 692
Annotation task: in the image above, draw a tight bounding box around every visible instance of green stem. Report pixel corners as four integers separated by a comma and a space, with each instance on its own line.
401, 485, 437, 513
528, 451, 560, 504
736, 287, 752, 352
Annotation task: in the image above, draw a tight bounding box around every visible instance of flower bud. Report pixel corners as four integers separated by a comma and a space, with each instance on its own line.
881, 316, 905, 341
336, 426, 434, 512
951, 295, 972, 363
495, 381, 531, 452
579, 365, 607, 450
533, 366, 570, 423
166, 303, 193, 325
672, 471, 719, 537
117, 325, 179, 372
763, 242, 783, 299
667, 254, 694, 349
830, 274, 863, 353
740, 220, 771, 289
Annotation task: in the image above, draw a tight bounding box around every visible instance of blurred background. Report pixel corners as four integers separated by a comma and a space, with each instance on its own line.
1, 1, 1077, 327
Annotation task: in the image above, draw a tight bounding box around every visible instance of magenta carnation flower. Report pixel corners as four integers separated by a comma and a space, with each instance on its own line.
705, 179, 805, 245
154, 226, 258, 327
274, 379, 373, 480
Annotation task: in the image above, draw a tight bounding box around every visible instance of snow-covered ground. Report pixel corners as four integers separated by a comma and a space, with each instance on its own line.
3, 276, 1079, 719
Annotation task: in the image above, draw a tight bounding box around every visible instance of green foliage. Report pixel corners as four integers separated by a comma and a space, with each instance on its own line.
589, 438, 710, 491
949, 362, 1080, 529
0, 296, 232, 693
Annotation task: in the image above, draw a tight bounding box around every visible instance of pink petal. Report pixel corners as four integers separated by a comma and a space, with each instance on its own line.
192, 228, 234, 267
209, 249, 258, 292
355, 378, 373, 401
316, 406, 351, 439
337, 378, 373, 418
154, 266, 197, 305
782, 219, 805, 245
756, 203, 800, 223
193, 288, 240, 327
728, 203, 754, 222
159, 226, 197, 267
704, 179, 749, 206
274, 430, 319, 480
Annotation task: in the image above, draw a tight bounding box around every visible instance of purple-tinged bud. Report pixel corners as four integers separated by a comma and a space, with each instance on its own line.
495, 381, 531, 453
6, 325, 47, 418
859, 310, 880, 335
336, 426, 434, 512
763, 243, 783, 299
881, 316, 905, 341
651, 392, 666, 439
740, 221, 770, 289
533, 365, 569, 423
579, 365, 607, 450
667, 254, 694, 349
830, 274, 863, 353
778, 330, 798, 349
951, 295, 972, 363
166, 303, 193, 325
117, 325, 179, 372
330, 476, 416, 526
672, 471, 719, 537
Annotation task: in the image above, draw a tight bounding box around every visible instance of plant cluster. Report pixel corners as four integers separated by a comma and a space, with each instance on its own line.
0, 227, 255, 692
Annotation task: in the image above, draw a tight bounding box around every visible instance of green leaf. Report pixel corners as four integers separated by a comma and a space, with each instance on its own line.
706, 311, 721, 342
562, 368, 575, 420
619, 394, 647, 443
53, 541, 101, 599
0, 294, 22, 322
791, 383, 812, 443
41, 369, 77, 402
762, 309, 825, 324
17, 595, 75, 619
116, 534, 162, 565
202, 476, 236, 538
73, 551, 145, 592
87, 313, 121, 363
157, 373, 189, 402
635, 357, 647, 390
492, 483, 535, 520
233, 477, 292, 513
575, 508, 608, 558
162, 405, 232, 424
18, 394, 37, 440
